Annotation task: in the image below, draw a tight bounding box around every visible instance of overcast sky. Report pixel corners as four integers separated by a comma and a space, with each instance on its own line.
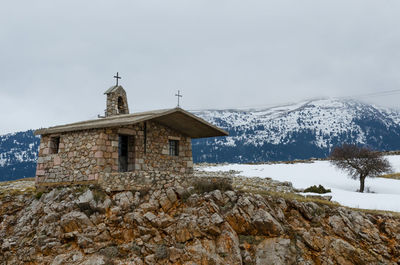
1, 0, 400, 134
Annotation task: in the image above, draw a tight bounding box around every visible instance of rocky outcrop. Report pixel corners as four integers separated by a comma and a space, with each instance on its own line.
1, 181, 400, 264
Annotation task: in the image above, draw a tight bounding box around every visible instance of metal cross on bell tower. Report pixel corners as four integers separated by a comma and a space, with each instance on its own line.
175, 90, 183, 107
113, 72, 121, 86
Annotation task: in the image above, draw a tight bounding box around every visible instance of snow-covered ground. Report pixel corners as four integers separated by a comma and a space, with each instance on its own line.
203, 155, 400, 212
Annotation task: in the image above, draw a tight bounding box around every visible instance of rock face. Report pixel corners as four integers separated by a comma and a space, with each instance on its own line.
1, 183, 400, 264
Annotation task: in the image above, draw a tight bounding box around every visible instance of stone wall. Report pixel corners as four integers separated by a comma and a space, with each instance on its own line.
99, 171, 232, 192
140, 121, 193, 174
36, 129, 103, 185
35, 121, 193, 188
36, 168, 232, 193
99, 171, 185, 192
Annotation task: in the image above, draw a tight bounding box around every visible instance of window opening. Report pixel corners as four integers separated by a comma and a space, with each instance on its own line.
119, 135, 128, 172
169, 140, 179, 156
49, 137, 60, 154
119, 135, 135, 172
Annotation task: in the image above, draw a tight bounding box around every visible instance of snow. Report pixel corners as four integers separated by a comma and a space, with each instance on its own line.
203, 155, 400, 212
15, 151, 27, 162
0, 154, 6, 167
222, 137, 236, 147
195, 98, 400, 149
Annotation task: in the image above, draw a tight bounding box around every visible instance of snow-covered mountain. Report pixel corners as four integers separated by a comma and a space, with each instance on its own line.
0, 130, 40, 181
192, 98, 400, 162
1, 98, 400, 181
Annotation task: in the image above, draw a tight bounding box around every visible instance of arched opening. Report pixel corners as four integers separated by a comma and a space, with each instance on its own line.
117, 96, 126, 114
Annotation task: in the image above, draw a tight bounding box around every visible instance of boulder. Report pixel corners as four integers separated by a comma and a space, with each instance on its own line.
80, 255, 107, 265
166, 188, 178, 203
144, 212, 158, 226
255, 238, 296, 265
60, 211, 93, 233
252, 209, 283, 236
211, 213, 224, 225
159, 195, 172, 212
78, 190, 93, 204
224, 190, 237, 202
113, 191, 133, 210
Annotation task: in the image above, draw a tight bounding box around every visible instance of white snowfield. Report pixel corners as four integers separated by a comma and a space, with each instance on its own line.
203, 155, 400, 212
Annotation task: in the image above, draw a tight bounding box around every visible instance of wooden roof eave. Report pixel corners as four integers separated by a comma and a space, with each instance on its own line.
34, 108, 229, 139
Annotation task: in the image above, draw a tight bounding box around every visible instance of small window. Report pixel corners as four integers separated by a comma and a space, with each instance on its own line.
169, 140, 179, 156
49, 137, 60, 154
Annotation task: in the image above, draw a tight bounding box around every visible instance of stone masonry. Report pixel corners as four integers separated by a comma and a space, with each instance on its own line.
105, 86, 129, 117
36, 121, 193, 188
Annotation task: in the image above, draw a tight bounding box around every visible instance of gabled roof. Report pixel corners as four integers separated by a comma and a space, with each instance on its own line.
34, 108, 228, 139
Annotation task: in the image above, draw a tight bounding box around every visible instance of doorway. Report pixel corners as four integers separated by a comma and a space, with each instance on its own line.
118, 135, 134, 172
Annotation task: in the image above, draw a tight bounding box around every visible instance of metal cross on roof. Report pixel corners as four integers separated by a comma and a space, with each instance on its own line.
175, 90, 183, 107
113, 72, 121, 86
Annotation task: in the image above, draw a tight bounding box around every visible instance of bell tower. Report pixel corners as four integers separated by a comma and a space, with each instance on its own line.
103, 73, 130, 117
104, 85, 129, 117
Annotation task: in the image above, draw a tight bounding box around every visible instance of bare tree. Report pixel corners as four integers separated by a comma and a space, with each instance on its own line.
329, 144, 392, 193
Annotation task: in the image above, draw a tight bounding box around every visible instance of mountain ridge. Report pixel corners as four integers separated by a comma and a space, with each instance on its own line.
1, 98, 400, 181
191, 98, 400, 162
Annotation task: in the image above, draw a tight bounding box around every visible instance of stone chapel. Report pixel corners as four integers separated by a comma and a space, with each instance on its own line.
34, 83, 228, 190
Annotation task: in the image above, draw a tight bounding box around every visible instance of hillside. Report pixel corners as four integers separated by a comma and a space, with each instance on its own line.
2, 98, 400, 181
1, 171, 400, 264
0, 130, 39, 181
203, 155, 400, 212
193, 98, 400, 162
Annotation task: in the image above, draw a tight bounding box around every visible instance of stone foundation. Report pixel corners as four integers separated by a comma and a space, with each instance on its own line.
36, 170, 232, 193
99, 171, 189, 192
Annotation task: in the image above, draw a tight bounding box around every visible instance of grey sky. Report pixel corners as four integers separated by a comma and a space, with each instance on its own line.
1, 0, 400, 134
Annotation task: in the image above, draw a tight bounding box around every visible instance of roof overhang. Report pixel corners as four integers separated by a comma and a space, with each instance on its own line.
34, 108, 228, 139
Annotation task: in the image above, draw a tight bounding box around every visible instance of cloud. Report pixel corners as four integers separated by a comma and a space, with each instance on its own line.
1, 0, 400, 133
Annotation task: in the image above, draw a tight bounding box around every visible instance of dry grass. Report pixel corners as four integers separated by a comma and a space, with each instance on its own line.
241, 187, 400, 217
233, 182, 264, 191
15, 177, 35, 182
0, 178, 36, 199
193, 179, 233, 194
378, 173, 400, 180
0, 186, 36, 199
239, 187, 340, 207
348, 207, 400, 217
0, 177, 35, 186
